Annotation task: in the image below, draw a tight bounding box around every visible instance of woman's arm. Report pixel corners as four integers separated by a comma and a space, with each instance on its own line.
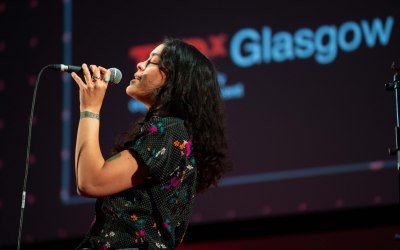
72, 64, 147, 197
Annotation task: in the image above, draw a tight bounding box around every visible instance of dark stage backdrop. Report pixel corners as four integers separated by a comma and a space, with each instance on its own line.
1, 0, 400, 247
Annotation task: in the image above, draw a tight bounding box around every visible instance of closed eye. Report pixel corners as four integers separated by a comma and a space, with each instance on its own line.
145, 60, 160, 68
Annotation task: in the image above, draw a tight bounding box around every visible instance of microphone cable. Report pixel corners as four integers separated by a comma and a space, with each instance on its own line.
17, 64, 51, 250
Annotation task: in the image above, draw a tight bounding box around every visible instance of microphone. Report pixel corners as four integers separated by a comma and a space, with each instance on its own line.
49, 64, 122, 85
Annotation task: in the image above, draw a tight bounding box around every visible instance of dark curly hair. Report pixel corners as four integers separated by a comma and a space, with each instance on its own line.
114, 37, 232, 193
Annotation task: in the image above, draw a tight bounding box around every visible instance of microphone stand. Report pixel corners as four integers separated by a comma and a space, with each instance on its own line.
385, 62, 400, 240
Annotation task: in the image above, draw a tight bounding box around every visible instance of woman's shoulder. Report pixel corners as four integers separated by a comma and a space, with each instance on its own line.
146, 116, 185, 127
141, 116, 187, 135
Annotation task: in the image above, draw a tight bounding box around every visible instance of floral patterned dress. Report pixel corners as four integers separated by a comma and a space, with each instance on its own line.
76, 117, 197, 250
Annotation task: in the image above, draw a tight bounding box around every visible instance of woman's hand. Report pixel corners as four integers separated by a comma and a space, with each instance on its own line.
71, 63, 111, 113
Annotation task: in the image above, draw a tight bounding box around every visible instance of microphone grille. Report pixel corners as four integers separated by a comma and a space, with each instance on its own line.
109, 68, 122, 85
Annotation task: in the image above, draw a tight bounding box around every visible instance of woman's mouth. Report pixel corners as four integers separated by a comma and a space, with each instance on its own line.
130, 74, 142, 85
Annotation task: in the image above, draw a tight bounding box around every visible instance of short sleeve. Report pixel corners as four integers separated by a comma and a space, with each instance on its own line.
127, 117, 191, 182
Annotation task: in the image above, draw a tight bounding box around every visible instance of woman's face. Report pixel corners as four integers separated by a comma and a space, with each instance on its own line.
126, 43, 166, 108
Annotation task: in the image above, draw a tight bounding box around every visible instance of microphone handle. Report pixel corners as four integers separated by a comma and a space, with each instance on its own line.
49, 64, 88, 74
63, 65, 82, 73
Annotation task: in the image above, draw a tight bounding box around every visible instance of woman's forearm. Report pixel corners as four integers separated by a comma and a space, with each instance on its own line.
75, 114, 105, 194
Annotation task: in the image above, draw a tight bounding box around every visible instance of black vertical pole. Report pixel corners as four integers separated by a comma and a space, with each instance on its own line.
386, 62, 400, 240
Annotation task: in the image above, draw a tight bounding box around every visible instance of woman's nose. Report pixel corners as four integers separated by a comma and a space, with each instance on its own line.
137, 61, 145, 71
